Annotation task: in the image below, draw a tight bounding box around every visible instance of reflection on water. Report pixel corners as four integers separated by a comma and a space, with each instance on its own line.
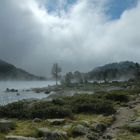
0, 81, 55, 105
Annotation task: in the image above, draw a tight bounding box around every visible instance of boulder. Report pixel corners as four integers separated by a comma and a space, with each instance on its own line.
90, 123, 106, 132
80, 120, 90, 127
0, 119, 15, 132
127, 120, 140, 133
63, 124, 72, 130
86, 132, 99, 140
71, 124, 89, 136
5, 136, 37, 140
37, 127, 67, 140
32, 118, 42, 123
47, 119, 65, 125
95, 123, 107, 132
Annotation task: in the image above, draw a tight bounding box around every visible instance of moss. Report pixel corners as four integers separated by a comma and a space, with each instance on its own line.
0, 133, 6, 140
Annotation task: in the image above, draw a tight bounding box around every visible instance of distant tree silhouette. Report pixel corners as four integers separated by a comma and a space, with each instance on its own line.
65, 72, 73, 86
51, 63, 61, 85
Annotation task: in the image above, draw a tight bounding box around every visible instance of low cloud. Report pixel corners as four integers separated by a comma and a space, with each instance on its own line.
0, 0, 140, 76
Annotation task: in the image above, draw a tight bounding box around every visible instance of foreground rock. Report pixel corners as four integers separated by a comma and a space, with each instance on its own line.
5, 136, 37, 140
32, 118, 42, 123
126, 119, 140, 133
47, 119, 65, 125
0, 119, 15, 132
37, 127, 67, 140
71, 124, 89, 136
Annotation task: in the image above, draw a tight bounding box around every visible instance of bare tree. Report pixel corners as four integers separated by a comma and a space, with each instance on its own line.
51, 63, 62, 85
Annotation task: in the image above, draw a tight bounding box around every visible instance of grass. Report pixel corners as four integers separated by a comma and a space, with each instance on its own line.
0, 114, 115, 140
1, 81, 140, 139
9, 120, 39, 137
117, 129, 140, 140
0, 133, 5, 140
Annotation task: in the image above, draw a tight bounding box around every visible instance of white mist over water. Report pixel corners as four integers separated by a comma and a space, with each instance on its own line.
0, 81, 55, 90
0, 81, 55, 105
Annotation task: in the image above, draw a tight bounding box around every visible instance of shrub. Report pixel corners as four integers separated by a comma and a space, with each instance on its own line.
125, 123, 140, 133
0, 101, 30, 118
30, 106, 72, 119
0, 94, 116, 119
72, 100, 115, 115
104, 92, 129, 102
52, 98, 65, 106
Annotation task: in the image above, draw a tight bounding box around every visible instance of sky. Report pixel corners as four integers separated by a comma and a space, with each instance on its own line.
0, 0, 139, 76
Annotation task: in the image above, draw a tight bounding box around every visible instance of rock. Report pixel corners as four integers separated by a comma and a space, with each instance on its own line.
32, 118, 42, 123
95, 123, 107, 132
47, 119, 65, 125
86, 132, 99, 140
0, 119, 15, 132
90, 123, 106, 132
63, 124, 72, 130
102, 135, 113, 140
127, 120, 140, 133
81, 120, 90, 127
37, 127, 67, 140
45, 90, 50, 94
5, 136, 37, 140
6, 88, 18, 92
71, 124, 89, 136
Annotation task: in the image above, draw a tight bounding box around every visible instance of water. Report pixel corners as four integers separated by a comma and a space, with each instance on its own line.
0, 81, 55, 105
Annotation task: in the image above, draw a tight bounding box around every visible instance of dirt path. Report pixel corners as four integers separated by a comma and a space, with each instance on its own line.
99, 100, 140, 140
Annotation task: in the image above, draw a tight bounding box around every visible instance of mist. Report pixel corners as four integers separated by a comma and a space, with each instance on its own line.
0, 0, 140, 76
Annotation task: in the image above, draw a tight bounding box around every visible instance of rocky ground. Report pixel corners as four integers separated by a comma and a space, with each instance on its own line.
0, 98, 140, 140
99, 98, 140, 140
1, 82, 140, 140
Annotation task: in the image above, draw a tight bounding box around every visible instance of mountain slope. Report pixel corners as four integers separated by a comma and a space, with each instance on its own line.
0, 59, 45, 80
87, 61, 139, 81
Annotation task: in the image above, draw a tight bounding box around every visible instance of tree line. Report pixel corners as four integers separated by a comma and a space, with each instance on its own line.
51, 62, 140, 86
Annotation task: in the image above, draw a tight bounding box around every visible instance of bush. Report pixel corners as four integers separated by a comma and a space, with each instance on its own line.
52, 98, 66, 106
62, 94, 116, 115
0, 101, 30, 118
30, 106, 72, 119
0, 100, 72, 119
0, 94, 116, 119
104, 92, 129, 102
72, 100, 115, 115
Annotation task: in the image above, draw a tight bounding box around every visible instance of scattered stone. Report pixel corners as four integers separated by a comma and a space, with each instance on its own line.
37, 127, 67, 140
86, 132, 99, 140
102, 135, 112, 140
95, 123, 107, 132
45, 90, 51, 94
81, 120, 90, 127
63, 124, 72, 130
71, 124, 89, 136
47, 119, 65, 125
127, 120, 140, 133
5, 136, 37, 140
0, 119, 15, 132
6, 88, 18, 92
32, 118, 42, 123
90, 123, 106, 132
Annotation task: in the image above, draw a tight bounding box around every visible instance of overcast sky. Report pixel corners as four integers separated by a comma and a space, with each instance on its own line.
0, 0, 139, 76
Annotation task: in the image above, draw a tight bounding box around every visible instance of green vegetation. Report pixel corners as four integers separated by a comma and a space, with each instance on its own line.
62, 61, 140, 85
0, 79, 140, 139
104, 91, 129, 102
117, 130, 140, 140
0, 93, 119, 119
